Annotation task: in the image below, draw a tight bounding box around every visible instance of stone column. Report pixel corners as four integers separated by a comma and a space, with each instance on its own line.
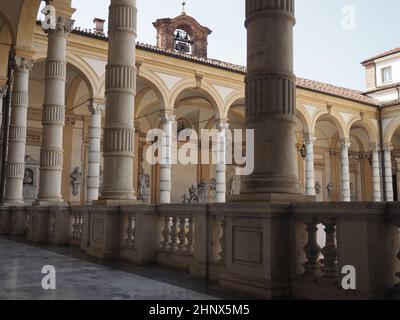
240, 0, 301, 200
0, 84, 7, 135
1, 56, 34, 206
339, 138, 351, 202
216, 120, 228, 203
0, 84, 8, 179
370, 143, 382, 202
86, 101, 104, 204
36, 17, 74, 206
99, 0, 137, 202
384, 144, 394, 202
304, 134, 316, 196
159, 112, 175, 204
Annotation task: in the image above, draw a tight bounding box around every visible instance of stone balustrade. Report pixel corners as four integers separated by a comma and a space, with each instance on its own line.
0, 202, 399, 300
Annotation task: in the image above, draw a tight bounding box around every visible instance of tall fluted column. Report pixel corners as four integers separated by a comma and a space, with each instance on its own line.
384, 144, 394, 202
339, 139, 351, 202
0, 84, 8, 173
1, 56, 33, 206
241, 0, 300, 199
216, 120, 228, 203
0, 84, 7, 135
86, 101, 104, 204
370, 143, 382, 202
159, 112, 175, 204
304, 134, 316, 196
36, 17, 74, 206
99, 0, 137, 202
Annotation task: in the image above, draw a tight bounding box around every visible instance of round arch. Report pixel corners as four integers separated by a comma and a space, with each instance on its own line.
296, 103, 312, 134
169, 80, 223, 119
384, 117, 400, 144
33, 51, 98, 98
15, 0, 41, 49
312, 110, 346, 139
348, 118, 379, 145
223, 90, 245, 119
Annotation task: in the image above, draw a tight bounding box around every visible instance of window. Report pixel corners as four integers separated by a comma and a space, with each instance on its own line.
381, 66, 393, 83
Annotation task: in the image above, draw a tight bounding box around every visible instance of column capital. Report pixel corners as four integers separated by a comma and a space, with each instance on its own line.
384, 142, 394, 152
216, 119, 229, 131
303, 134, 316, 145
0, 84, 8, 98
14, 56, 34, 73
339, 138, 351, 149
45, 16, 75, 36
88, 102, 105, 114
369, 143, 380, 153
160, 111, 176, 123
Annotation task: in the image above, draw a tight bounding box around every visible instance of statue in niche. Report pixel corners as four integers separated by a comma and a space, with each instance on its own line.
137, 167, 150, 201
182, 180, 216, 204
327, 183, 334, 201
315, 182, 322, 195
229, 175, 239, 195
23, 169, 34, 186
70, 167, 82, 196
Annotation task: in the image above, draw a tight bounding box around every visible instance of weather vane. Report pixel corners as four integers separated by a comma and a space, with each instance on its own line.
181, 1, 186, 15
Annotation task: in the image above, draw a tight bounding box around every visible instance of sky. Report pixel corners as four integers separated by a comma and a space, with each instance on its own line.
40, 0, 400, 91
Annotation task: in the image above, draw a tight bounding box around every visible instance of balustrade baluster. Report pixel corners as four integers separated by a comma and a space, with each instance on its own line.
320, 221, 338, 285
178, 217, 187, 254
186, 217, 194, 255
161, 216, 171, 251
170, 216, 179, 252
302, 220, 322, 280
219, 217, 227, 262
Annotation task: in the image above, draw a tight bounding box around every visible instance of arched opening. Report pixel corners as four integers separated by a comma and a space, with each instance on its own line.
135, 75, 167, 204
348, 122, 374, 201
391, 126, 400, 201
314, 114, 345, 202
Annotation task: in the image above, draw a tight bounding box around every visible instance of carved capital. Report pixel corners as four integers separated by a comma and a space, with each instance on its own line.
0, 84, 8, 98
46, 16, 75, 36
216, 120, 229, 131
339, 138, 351, 150
88, 102, 105, 114
369, 143, 380, 153
160, 111, 176, 123
14, 56, 34, 73
303, 134, 316, 145
384, 142, 394, 152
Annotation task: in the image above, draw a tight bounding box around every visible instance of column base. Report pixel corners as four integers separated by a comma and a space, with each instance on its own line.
228, 192, 315, 203
34, 199, 66, 207
93, 199, 143, 206
0, 201, 25, 207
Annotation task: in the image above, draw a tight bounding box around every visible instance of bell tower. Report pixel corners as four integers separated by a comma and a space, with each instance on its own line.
152, 1, 212, 58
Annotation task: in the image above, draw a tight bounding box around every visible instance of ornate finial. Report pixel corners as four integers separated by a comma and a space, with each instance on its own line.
181, 1, 186, 15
